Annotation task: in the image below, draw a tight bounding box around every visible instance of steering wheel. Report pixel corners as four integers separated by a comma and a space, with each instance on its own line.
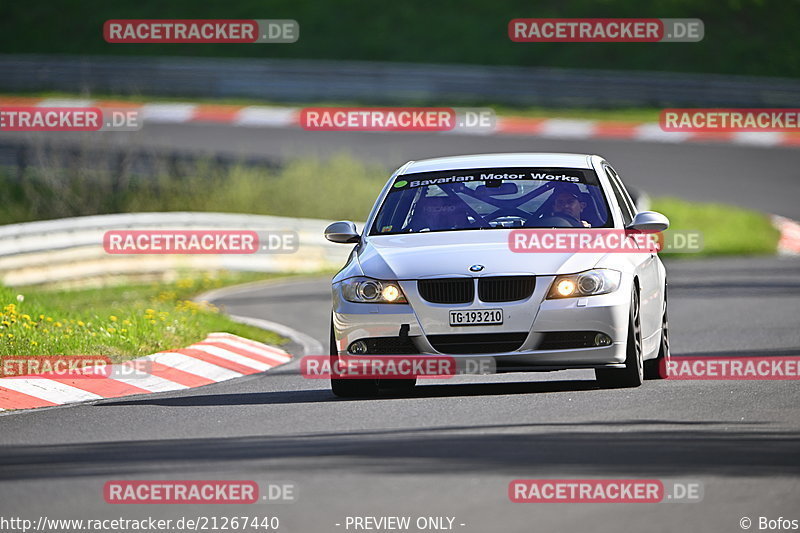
483, 208, 531, 224
466, 213, 492, 229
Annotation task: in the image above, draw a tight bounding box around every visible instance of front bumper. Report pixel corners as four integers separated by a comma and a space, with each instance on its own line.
332, 275, 632, 371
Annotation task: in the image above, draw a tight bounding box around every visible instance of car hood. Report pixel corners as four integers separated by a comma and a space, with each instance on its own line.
357, 230, 604, 279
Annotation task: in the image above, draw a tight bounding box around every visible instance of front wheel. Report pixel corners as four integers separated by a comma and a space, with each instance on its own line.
644, 288, 670, 380
596, 287, 643, 388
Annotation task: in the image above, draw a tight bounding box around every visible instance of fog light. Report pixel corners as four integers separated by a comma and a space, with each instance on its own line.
594, 333, 612, 346
348, 340, 369, 354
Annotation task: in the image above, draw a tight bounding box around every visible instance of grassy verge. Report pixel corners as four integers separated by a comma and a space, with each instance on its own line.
652, 197, 780, 257
0, 272, 292, 361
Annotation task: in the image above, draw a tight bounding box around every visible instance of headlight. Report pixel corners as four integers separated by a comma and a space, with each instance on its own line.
341, 277, 408, 304
546, 269, 621, 299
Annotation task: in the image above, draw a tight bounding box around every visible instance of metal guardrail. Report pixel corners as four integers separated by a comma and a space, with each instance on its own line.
0, 212, 353, 287
2, 54, 799, 108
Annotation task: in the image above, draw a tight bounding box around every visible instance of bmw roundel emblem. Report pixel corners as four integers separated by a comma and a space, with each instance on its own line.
469, 265, 485, 272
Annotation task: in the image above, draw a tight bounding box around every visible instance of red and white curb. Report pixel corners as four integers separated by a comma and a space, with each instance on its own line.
3, 97, 799, 148
0, 332, 291, 412
772, 215, 800, 255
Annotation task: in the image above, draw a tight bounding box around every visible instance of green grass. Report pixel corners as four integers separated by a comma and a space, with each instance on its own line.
652, 197, 780, 257
123, 155, 386, 222
0, 273, 290, 361
0, 155, 388, 225
490, 106, 660, 122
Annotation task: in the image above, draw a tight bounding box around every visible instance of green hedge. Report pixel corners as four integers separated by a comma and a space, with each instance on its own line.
2, 0, 799, 78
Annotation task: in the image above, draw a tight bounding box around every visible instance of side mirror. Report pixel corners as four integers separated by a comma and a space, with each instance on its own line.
324, 221, 361, 243
626, 211, 670, 232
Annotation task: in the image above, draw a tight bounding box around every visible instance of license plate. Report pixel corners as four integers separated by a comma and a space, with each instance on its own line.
449, 309, 503, 326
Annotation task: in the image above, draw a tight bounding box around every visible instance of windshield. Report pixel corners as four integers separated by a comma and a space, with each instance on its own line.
370, 167, 612, 235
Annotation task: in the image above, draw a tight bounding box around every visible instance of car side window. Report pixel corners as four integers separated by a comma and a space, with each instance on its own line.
605, 166, 637, 215
604, 167, 634, 226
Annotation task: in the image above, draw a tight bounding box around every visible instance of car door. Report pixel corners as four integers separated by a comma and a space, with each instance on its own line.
604, 165, 661, 344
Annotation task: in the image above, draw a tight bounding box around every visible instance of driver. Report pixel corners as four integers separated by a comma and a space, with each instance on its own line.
551, 184, 592, 227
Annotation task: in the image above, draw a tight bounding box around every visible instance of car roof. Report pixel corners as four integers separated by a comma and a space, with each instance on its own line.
403, 153, 595, 174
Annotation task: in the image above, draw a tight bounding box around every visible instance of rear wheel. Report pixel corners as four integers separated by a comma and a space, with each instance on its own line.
644, 288, 670, 380
596, 287, 643, 388
329, 321, 379, 398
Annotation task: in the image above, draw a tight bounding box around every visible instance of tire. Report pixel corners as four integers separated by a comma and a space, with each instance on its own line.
329, 320, 379, 398
644, 288, 670, 380
596, 286, 644, 388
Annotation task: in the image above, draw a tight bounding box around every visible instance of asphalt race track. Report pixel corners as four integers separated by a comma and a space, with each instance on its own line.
0, 255, 799, 532
0, 129, 799, 532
